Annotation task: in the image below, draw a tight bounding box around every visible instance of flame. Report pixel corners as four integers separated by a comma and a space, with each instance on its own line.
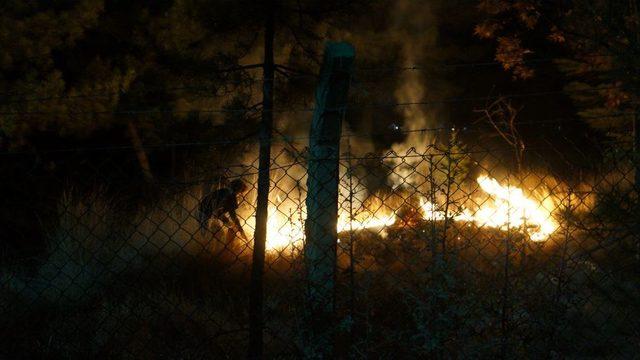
338, 194, 397, 232
337, 212, 397, 232
250, 175, 557, 252
470, 176, 557, 241
260, 201, 397, 252
419, 199, 446, 220
266, 207, 305, 251
420, 176, 557, 241
263, 210, 397, 252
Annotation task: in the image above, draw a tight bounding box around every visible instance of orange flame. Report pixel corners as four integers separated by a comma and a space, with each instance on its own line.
473, 175, 557, 241
250, 175, 557, 252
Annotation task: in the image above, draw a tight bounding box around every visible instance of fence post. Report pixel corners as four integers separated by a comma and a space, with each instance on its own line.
634, 110, 640, 263
304, 42, 355, 357
248, 2, 274, 358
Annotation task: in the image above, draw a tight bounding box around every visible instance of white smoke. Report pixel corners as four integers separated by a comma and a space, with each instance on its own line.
387, 0, 439, 189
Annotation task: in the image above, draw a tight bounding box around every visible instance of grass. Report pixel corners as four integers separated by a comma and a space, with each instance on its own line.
2, 189, 639, 358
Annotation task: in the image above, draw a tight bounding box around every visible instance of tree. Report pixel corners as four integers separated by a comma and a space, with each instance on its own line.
0, 1, 260, 138
474, 0, 640, 139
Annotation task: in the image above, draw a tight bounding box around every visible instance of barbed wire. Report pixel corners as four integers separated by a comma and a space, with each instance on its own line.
0, 112, 632, 156
0, 52, 626, 104
0, 85, 632, 117
0, 71, 316, 104
356, 53, 618, 72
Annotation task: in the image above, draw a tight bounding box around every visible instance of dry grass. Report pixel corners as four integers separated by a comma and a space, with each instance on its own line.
2, 188, 639, 358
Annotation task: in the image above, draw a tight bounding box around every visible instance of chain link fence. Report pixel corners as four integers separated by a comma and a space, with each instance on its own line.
1, 130, 639, 358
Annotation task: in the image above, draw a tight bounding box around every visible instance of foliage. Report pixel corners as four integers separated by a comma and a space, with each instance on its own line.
0, 1, 256, 143
0, 0, 373, 150
475, 0, 640, 137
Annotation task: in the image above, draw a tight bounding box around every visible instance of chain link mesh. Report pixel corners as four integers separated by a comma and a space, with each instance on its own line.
1, 133, 639, 358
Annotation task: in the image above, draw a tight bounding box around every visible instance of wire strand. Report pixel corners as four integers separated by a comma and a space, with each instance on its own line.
1, 85, 631, 116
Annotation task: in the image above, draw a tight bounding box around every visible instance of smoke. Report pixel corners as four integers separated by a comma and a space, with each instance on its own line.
392, 0, 438, 136
229, 0, 449, 210
386, 0, 440, 188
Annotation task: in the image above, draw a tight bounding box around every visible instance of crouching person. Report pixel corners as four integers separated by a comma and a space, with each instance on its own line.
199, 179, 249, 251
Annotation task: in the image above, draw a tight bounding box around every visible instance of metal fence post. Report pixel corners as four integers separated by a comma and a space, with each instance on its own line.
248, 2, 274, 358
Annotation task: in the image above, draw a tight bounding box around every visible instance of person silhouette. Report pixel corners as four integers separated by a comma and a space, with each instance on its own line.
198, 179, 249, 248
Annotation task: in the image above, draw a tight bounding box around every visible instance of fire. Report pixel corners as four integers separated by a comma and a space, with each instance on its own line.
265, 207, 305, 251
262, 206, 397, 252
468, 176, 557, 241
420, 176, 557, 241
252, 175, 557, 252
337, 212, 397, 232
420, 199, 476, 223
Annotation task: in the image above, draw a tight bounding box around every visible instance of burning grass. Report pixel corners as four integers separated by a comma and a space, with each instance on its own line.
1, 178, 638, 358
250, 174, 562, 255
